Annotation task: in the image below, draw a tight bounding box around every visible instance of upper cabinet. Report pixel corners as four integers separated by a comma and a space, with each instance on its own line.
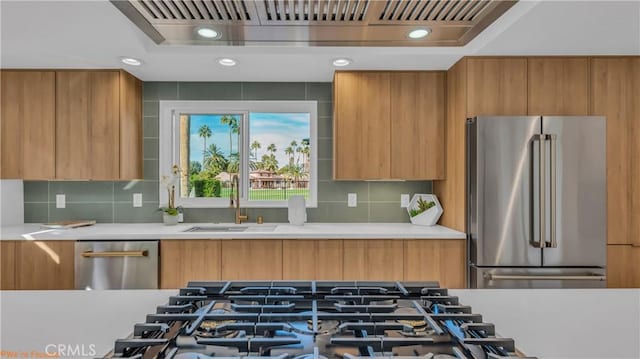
591, 57, 640, 246
528, 57, 589, 115
0, 69, 142, 180
333, 71, 445, 180
466, 58, 527, 116
1, 71, 56, 179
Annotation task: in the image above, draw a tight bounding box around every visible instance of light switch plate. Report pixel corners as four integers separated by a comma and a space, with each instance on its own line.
56, 194, 66, 209
133, 193, 143, 207
400, 194, 410, 208
347, 193, 357, 207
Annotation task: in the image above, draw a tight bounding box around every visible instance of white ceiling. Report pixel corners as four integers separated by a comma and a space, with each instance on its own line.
1, 0, 639, 82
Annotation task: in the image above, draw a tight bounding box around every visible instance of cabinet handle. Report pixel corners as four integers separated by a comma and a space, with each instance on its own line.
81, 250, 148, 258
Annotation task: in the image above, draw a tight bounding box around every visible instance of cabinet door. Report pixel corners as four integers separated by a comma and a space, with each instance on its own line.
15, 240, 74, 290
160, 240, 221, 288
56, 71, 120, 180
466, 58, 527, 116
591, 57, 640, 245
607, 245, 640, 288
1, 241, 16, 290
390, 72, 445, 179
333, 72, 391, 180
221, 240, 282, 280
282, 240, 343, 280
119, 70, 143, 180
403, 239, 466, 288
528, 58, 589, 115
343, 240, 403, 280
1, 71, 55, 179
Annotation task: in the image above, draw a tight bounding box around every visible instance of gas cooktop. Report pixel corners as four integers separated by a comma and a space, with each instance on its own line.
107, 281, 534, 359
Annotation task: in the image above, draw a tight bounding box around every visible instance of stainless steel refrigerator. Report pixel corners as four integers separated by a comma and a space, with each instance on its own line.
467, 116, 607, 288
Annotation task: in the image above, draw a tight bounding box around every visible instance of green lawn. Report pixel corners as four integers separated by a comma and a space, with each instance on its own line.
219, 188, 309, 201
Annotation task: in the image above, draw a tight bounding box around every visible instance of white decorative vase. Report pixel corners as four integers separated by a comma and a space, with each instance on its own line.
407, 194, 443, 226
163, 213, 179, 226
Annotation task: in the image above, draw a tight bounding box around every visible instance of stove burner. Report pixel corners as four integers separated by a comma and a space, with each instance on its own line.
196, 308, 240, 338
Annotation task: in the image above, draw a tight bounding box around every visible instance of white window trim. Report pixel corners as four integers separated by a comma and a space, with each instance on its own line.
159, 100, 318, 208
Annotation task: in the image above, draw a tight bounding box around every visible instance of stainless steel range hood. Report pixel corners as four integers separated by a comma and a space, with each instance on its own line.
111, 0, 517, 46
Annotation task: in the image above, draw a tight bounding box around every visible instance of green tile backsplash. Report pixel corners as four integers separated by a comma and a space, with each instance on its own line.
23, 82, 432, 223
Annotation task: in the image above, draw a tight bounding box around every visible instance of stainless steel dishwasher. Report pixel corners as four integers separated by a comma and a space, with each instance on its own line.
75, 240, 158, 290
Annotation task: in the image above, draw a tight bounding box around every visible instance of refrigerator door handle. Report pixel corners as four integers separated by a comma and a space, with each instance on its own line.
547, 134, 558, 248
531, 134, 546, 249
485, 274, 606, 281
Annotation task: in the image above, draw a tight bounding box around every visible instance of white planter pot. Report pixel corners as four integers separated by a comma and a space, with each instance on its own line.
407, 194, 443, 226
163, 213, 179, 226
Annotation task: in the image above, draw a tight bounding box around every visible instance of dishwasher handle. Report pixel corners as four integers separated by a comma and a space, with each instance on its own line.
81, 250, 148, 258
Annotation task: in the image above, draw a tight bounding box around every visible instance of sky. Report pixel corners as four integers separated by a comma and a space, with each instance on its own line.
188, 112, 310, 168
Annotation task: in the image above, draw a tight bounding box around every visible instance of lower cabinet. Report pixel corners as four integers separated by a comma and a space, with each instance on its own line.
343, 240, 404, 281
1, 241, 16, 290
607, 245, 640, 288
404, 240, 466, 288
221, 240, 283, 280
160, 240, 221, 289
15, 240, 74, 290
282, 240, 343, 280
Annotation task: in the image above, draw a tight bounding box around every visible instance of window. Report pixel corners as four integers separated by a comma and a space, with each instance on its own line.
159, 101, 317, 208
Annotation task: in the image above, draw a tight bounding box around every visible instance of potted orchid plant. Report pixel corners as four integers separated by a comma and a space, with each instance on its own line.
159, 165, 182, 226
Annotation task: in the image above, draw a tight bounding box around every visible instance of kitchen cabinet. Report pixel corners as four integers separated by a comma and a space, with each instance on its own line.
160, 240, 221, 289
333, 71, 446, 180
390, 72, 445, 179
591, 57, 640, 246
119, 70, 143, 179
343, 240, 404, 280
56, 70, 120, 180
333, 72, 391, 180
15, 240, 74, 290
1, 241, 16, 290
528, 57, 589, 115
404, 239, 466, 288
1, 70, 56, 179
282, 240, 343, 280
607, 245, 640, 288
466, 57, 528, 116
221, 239, 283, 280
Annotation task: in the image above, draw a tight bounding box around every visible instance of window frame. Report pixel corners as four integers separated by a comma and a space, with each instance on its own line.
159, 100, 318, 208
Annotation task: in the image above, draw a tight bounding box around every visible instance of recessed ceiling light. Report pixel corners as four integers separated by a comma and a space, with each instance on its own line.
197, 27, 220, 39
120, 57, 142, 66
332, 58, 352, 67
218, 58, 237, 67
408, 28, 430, 39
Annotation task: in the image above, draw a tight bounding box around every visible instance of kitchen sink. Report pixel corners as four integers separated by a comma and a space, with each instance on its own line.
183, 226, 249, 233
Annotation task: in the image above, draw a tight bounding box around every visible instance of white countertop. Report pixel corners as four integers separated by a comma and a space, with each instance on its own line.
0, 222, 466, 240
1, 289, 638, 358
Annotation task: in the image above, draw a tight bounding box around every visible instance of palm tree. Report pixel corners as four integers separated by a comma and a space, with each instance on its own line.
295, 146, 303, 166
284, 146, 294, 166
250, 140, 261, 160
203, 143, 228, 174
220, 115, 239, 160
267, 143, 277, 155
198, 125, 212, 157
227, 152, 239, 174
261, 154, 278, 172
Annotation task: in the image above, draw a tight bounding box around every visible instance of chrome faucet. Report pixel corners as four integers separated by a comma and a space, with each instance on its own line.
230, 175, 248, 224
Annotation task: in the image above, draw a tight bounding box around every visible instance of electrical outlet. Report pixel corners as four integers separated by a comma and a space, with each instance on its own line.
133, 193, 143, 207
348, 193, 357, 207
56, 194, 66, 209
400, 194, 410, 208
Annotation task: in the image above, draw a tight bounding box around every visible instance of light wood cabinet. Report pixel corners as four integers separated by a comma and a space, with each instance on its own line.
1, 71, 56, 179
528, 57, 589, 115
221, 240, 283, 280
343, 239, 404, 280
160, 240, 221, 288
591, 57, 640, 246
404, 239, 466, 288
607, 245, 640, 288
333, 72, 391, 180
282, 240, 343, 280
466, 58, 528, 116
119, 70, 143, 179
1, 241, 16, 290
15, 240, 74, 290
56, 71, 120, 180
390, 72, 445, 179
